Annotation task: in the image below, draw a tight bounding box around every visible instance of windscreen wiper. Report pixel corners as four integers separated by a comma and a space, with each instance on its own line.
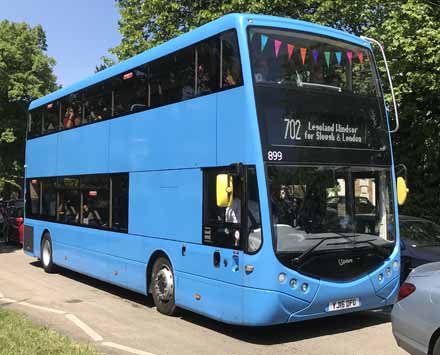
293, 235, 351, 265
353, 238, 390, 259
298, 82, 342, 92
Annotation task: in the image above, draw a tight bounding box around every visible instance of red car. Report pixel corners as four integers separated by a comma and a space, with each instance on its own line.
4, 200, 24, 245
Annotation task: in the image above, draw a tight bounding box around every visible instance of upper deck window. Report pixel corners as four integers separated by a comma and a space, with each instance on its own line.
248, 27, 380, 97
28, 30, 243, 139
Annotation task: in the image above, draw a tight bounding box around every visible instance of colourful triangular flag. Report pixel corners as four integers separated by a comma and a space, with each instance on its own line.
274, 40, 282, 58
250, 31, 254, 40
335, 52, 342, 65
312, 49, 319, 63
324, 51, 331, 68
347, 51, 353, 65
357, 51, 364, 65
261, 35, 268, 51
287, 44, 295, 60
300, 48, 307, 65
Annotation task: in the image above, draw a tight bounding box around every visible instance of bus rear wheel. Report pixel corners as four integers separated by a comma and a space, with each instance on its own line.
41, 233, 55, 273
151, 257, 177, 316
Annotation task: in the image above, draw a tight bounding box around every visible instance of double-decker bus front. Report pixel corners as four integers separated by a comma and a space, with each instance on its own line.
241, 24, 400, 324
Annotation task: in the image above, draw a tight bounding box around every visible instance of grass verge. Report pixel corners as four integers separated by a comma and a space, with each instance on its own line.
0, 308, 102, 355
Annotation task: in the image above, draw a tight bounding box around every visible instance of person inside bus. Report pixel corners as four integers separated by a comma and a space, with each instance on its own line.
58, 201, 78, 223
63, 107, 74, 128
223, 60, 241, 87
254, 57, 270, 83
80, 203, 102, 227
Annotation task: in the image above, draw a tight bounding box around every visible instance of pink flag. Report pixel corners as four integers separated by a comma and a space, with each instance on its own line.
357, 51, 364, 65
300, 48, 307, 65
347, 51, 353, 65
274, 40, 282, 58
287, 44, 294, 60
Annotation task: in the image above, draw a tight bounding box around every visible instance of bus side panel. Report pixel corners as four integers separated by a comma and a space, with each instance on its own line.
26, 135, 58, 178
108, 95, 217, 173
217, 87, 255, 166
57, 122, 110, 175
129, 169, 202, 244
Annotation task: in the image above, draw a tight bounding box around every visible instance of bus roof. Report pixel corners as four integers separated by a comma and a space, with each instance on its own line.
29, 13, 370, 110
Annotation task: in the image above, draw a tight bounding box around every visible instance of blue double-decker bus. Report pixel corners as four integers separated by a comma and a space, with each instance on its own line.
24, 14, 406, 325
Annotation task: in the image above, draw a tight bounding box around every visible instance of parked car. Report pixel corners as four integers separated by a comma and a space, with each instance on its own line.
3, 200, 24, 245
392, 262, 440, 355
400, 215, 440, 281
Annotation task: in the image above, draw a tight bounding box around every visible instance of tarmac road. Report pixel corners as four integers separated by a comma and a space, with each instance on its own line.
0, 243, 406, 355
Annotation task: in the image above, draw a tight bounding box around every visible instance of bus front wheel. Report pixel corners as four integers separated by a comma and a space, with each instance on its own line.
151, 257, 177, 316
41, 233, 55, 273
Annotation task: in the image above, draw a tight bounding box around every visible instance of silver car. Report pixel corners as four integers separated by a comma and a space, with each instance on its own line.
392, 262, 440, 355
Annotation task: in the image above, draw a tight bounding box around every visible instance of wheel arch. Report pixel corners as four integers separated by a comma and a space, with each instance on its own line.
146, 250, 173, 294
429, 327, 440, 355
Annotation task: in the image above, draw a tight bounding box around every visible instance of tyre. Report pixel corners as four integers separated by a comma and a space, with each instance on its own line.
151, 257, 177, 316
434, 336, 440, 355
40, 233, 55, 273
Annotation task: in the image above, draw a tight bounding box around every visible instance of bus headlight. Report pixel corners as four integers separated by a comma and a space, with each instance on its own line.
378, 273, 384, 282
386, 267, 391, 277
301, 283, 309, 293
290, 279, 297, 288
393, 260, 399, 270
278, 273, 286, 283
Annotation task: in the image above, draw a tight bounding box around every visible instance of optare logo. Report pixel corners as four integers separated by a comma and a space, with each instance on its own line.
338, 258, 353, 266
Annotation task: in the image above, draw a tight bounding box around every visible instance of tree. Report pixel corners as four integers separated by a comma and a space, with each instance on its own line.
0, 20, 57, 199
110, 0, 440, 220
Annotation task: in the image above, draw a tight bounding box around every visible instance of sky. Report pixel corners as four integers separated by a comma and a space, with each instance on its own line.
0, 0, 122, 87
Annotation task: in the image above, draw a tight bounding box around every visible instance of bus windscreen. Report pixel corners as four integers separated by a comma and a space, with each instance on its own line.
248, 27, 390, 165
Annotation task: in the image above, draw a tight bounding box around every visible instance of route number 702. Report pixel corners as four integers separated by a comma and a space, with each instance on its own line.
284, 118, 301, 141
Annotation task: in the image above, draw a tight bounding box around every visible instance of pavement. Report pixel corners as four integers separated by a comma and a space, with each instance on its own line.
0, 241, 406, 355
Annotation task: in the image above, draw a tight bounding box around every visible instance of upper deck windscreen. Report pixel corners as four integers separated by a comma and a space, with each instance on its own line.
248, 27, 390, 165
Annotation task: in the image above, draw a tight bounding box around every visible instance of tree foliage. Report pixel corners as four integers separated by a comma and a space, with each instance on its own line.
0, 20, 57, 198
110, 0, 440, 221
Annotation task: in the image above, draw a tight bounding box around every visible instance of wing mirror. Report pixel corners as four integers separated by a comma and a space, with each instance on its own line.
216, 174, 233, 207
396, 176, 409, 206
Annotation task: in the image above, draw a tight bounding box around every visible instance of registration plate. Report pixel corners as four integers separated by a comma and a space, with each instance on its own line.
328, 297, 360, 312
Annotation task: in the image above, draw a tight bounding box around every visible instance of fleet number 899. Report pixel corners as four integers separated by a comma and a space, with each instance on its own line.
267, 151, 283, 161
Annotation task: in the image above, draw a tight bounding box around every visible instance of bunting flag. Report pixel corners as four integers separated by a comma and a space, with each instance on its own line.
261, 35, 268, 51
357, 51, 364, 65
300, 48, 307, 65
347, 51, 353, 65
324, 51, 331, 68
274, 40, 282, 58
312, 49, 319, 63
335, 51, 342, 65
250, 31, 255, 40
287, 44, 295, 60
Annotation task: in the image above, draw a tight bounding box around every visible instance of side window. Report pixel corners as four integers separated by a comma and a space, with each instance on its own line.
111, 173, 129, 232
174, 46, 196, 101
43, 101, 60, 133
149, 55, 175, 108
81, 175, 109, 228
84, 81, 112, 123
113, 66, 148, 116
26, 179, 41, 217
203, 168, 242, 249
221, 31, 243, 89
62, 93, 83, 129
57, 177, 80, 224
196, 37, 220, 96
28, 109, 43, 138
41, 178, 57, 220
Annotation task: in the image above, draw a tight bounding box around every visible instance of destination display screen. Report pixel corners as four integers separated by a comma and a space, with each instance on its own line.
255, 86, 390, 165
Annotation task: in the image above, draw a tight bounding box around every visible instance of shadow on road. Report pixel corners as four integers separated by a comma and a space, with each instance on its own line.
27, 261, 392, 345
0, 241, 22, 254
